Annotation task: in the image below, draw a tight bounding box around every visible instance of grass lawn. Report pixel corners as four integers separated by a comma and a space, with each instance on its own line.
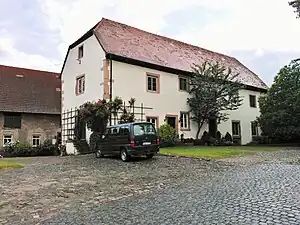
0, 160, 24, 171
159, 146, 282, 159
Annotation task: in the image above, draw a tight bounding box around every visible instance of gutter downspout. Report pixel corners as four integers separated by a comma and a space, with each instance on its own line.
109, 59, 113, 125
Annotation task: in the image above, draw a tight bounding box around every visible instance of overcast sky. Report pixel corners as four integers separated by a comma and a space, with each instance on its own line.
1, 0, 300, 85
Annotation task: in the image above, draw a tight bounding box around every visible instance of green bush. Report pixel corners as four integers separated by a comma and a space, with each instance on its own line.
3, 140, 58, 157
158, 123, 177, 147
4, 142, 32, 156
89, 131, 103, 152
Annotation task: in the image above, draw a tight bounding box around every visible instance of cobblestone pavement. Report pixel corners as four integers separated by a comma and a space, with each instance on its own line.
1, 149, 300, 225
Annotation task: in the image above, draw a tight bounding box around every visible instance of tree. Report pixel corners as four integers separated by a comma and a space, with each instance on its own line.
257, 58, 300, 142
188, 61, 243, 139
289, 0, 300, 18
77, 97, 136, 151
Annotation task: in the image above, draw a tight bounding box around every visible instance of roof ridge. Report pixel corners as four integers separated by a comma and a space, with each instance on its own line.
99, 18, 235, 60
0, 64, 59, 75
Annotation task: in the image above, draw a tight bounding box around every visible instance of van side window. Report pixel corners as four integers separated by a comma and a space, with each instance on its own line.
119, 126, 130, 135
124, 127, 129, 135
112, 127, 119, 134
105, 128, 111, 135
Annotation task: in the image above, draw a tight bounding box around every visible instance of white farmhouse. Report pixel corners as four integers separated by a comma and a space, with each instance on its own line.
60, 18, 268, 146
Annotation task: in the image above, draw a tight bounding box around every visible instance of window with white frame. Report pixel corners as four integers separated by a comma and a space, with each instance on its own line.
147, 74, 159, 92
3, 135, 12, 146
76, 75, 85, 95
232, 121, 241, 136
32, 135, 41, 147
180, 112, 189, 130
251, 121, 258, 136
147, 117, 158, 128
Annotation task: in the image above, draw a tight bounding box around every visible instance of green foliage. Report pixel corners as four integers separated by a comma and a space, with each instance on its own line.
119, 109, 135, 124
78, 99, 111, 133
78, 97, 124, 133
289, 0, 300, 18
158, 123, 177, 142
119, 97, 136, 124
257, 58, 300, 142
89, 132, 103, 152
79, 97, 137, 151
3, 140, 58, 157
78, 97, 136, 133
188, 61, 243, 139
4, 142, 32, 155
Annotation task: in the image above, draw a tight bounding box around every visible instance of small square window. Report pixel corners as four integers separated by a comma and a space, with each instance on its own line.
249, 95, 256, 108
146, 74, 159, 93
78, 45, 83, 59
146, 117, 158, 128
180, 112, 189, 130
32, 135, 41, 147
76, 75, 85, 95
3, 135, 12, 147
179, 77, 188, 91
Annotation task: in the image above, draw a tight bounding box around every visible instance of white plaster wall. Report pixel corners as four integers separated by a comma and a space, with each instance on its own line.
112, 61, 264, 145
61, 35, 106, 143
218, 89, 264, 144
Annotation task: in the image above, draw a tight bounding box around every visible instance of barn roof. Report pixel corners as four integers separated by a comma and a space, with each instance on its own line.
0, 65, 61, 114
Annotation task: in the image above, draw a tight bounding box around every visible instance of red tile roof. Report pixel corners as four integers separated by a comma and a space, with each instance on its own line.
0, 65, 61, 114
93, 18, 268, 89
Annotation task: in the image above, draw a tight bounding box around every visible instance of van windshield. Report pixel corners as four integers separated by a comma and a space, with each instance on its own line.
133, 123, 156, 136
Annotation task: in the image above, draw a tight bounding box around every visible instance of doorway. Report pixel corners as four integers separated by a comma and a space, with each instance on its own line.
165, 115, 177, 130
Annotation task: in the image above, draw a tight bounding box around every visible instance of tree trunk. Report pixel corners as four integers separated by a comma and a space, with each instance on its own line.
195, 120, 205, 139
196, 127, 201, 140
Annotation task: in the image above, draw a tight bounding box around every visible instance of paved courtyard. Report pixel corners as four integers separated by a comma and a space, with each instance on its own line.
1, 149, 300, 225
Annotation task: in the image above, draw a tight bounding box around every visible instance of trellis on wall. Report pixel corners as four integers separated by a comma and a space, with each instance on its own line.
61, 102, 153, 144
61, 108, 78, 143
110, 102, 153, 126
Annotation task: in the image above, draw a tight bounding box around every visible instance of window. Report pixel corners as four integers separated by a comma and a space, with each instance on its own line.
249, 95, 256, 108
146, 117, 158, 128
78, 45, 83, 59
232, 121, 241, 136
179, 77, 188, 91
180, 112, 189, 130
119, 126, 130, 135
251, 121, 258, 136
112, 127, 119, 135
3, 135, 12, 146
32, 135, 41, 147
76, 75, 85, 95
147, 74, 159, 93
133, 123, 156, 136
4, 113, 21, 128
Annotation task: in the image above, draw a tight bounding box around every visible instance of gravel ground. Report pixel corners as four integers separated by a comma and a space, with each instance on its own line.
1, 149, 300, 225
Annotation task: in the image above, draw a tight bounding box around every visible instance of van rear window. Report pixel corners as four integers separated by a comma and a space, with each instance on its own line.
133, 123, 156, 136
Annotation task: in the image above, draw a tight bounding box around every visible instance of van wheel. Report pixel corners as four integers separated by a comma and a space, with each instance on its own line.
120, 149, 130, 162
146, 154, 154, 159
95, 149, 103, 158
